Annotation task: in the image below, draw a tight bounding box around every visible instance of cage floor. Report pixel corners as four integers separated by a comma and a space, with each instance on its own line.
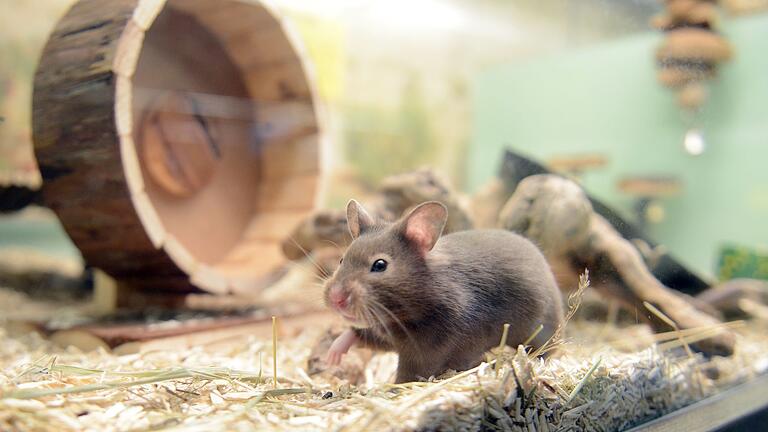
1, 282, 767, 432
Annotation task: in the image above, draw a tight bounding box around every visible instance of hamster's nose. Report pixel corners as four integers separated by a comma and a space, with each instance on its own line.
329, 287, 350, 311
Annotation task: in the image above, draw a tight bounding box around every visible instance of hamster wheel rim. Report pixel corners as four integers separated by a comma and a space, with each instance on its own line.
34, 0, 326, 294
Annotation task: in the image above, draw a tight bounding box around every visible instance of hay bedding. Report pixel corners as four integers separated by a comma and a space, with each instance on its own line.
1, 291, 768, 431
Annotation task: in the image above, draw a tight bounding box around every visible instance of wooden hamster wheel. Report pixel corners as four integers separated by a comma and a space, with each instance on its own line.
33, 0, 324, 294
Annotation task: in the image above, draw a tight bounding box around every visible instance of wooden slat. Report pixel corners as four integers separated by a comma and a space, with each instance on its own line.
131, 191, 165, 248
214, 241, 285, 276
255, 174, 318, 211
260, 133, 319, 180
185, 1, 273, 35
217, 8, 281, 38
190, 264, 230, 294
226, 268, 287, 295
244, 60, 311, 102
113, 19, 145, 77
165, 0, 218, 16
115, 76, 135, 136
254, 100, 318, 153
132, 0, 164, 30
112, 310, 334, 355
228, 26, 297, 70
164, 234, 198, 275
118, 134, 145, 195
241, 210, 311, 242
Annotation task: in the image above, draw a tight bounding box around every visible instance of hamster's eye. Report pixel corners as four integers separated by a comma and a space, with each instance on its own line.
370, 259, 388, 272
339, 257, 343, 265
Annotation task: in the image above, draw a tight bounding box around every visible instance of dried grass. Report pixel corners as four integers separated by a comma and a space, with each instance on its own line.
1, 273, 768, 431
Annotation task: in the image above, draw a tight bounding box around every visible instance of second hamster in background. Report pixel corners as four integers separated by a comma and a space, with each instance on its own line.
323, 199, 564, 383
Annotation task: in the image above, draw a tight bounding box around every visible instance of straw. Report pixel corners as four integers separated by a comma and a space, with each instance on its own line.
1, 275, 767, 432
273, 316, 278, 389
643, 301, 695, 360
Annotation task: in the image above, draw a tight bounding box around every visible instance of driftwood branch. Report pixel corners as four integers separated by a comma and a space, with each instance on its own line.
499, 174, 734, 356
495, 150, 711, 295
281, 169, 474, 272
696, 278, 768, 319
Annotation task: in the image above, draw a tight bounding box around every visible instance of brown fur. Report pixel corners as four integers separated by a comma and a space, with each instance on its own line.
324, 201, 564, 383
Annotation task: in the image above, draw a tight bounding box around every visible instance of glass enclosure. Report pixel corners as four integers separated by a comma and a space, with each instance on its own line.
1, 0, 767, 430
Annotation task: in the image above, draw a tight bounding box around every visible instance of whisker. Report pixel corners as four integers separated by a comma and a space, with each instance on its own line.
369, 299, 418, 349
369, 299, 405, 333
321, 239, 345, 252
283, 259, 330, 283
367, 304, 395, 344
314, 275, 329, 286
363, 308, 378, 333
287, 236, 330, 279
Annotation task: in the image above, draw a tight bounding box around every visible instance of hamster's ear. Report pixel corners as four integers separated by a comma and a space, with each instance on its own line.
346, 199, 375, 239
400, 201, 448, 256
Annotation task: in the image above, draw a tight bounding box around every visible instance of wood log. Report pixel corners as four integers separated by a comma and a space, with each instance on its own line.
499, 174, 734, 356
33, 0, 324, 295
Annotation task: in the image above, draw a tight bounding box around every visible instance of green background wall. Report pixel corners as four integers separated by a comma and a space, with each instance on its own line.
469, 14, 768, 278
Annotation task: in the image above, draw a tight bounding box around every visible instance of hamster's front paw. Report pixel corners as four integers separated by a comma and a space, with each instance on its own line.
325, 350, 342, 366
325, 329, 358, 366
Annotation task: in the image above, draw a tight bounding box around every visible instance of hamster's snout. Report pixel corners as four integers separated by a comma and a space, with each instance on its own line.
326, 282, 365, 325
328, 287, 350, 311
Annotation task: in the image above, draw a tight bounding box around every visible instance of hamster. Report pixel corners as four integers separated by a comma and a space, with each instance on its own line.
324, 200, 564, 383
